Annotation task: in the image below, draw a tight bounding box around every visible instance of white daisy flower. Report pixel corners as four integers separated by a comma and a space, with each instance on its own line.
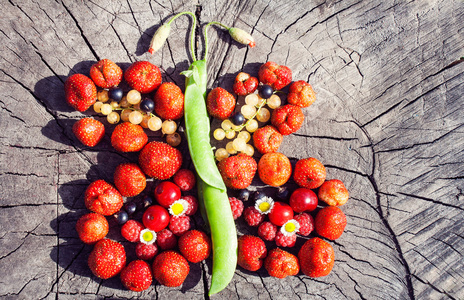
255, 196, 274, 214
169, 199, 190, 217
140, 228, 157, 245
280, 219, 300, 236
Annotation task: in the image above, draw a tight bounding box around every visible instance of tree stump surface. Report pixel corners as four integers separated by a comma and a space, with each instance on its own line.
1, 0, 463, 299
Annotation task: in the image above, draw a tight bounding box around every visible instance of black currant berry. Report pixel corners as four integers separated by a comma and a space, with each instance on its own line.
276, 186, 290, 200
125, 202, 137, 215
108, 87, 124, 102
238, 189, 251, 202
231, 112, 246, 126
140, 98, 155, 113
143, 196, 154, 208
253, 191, 266, 202
115, 211, 129, 225
258, 84, 274, 99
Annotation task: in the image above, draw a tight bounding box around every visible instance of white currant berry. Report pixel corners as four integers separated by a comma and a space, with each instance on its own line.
221, 119, 233, 131
127, 90, 142, 105
243, 144, 255, 156
226, 142, 237, 154
93, 101, 103, 113
215, 148, 229, 161
213, 128, 226, 140
225, 130, 236, 139
237, 131, 251, 142
129, 110, 143, 124
140, 114, 150, 128
245, 119, 259, 132
241, 104, 257, 119
256, 95, 267, 108
245, 93, 259, 106
232, 138, 247, 152
107, 111, 120, 124
100, 103, 113, 115
110, 101, 119, 109
119, 97, 130, 108
267, 94, 281, 109
148, 116, 162, 131
121, 109, 131, 122
256, 107, 270, 122
162, 120, 177, 134
166, 133, 182, 147
97, 90, 109, 102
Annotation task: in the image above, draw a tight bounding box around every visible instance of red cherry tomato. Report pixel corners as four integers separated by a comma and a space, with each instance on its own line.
289, 188, 318, 213
142, 205, 170, 232
154, 181, 181, 208
268, 202, 294, 226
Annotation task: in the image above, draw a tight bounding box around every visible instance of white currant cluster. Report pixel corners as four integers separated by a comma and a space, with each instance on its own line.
213, 93, 282, 161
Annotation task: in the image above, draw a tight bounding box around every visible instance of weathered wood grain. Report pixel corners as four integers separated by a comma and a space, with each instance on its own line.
1, 0, 463, 299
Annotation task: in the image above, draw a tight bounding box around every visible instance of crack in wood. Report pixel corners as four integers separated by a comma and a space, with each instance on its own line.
60, 1, 100, 61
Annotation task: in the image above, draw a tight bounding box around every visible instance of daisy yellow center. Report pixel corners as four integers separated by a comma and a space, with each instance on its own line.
143, 231, 154, 242
171, 203, 184, 215
259, 202, 271, 212
285, 222, 296, 233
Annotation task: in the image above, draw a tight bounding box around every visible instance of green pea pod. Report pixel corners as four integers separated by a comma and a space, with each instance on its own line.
200, 178, 237, 296
183, 60, 237, 295
182, 60, 226, 192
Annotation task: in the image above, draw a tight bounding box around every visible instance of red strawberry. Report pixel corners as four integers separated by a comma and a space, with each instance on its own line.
178, 230, 211, 263
287, 80, 316, 108
88, 238, 126, 279
275, 231, 297, 248
315, 206, 347, 240
121, 220, 145, 243
229, 197, 244, 220
182, 195, 198, 216
120, 260, 152, 292
154, 82, 184, 120
237, 235, 267, 271
206, 87, 236, 120
89, 59, 123, 89
243, 207, 265, 227
252, 125, 283, 154
264, 248, 299, 278
257, 221, 277, 241
217, 153, 257, 189
271, 104, 304, 135
298, 237, 334, 277
294, 212, 314, 236
75, 212, 108, 244
233, 72, 259, 96
318, 179, 349, 206
293, 157, 326, 189
135, 242, 158, 261
257, 152, 292, 187
258, 61, 292, 90
72, 118, 105, 147
156, 228, 177, 250
64, 74, 97, 112
124, 61, 162, 93
152, 250, 189, 287
85, 180, 123, 216
139, 141, 183, 179
111, 122, 148, 152
169, 215, 190, 236
173, 169, 196, 192
113, 163, 146, 197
